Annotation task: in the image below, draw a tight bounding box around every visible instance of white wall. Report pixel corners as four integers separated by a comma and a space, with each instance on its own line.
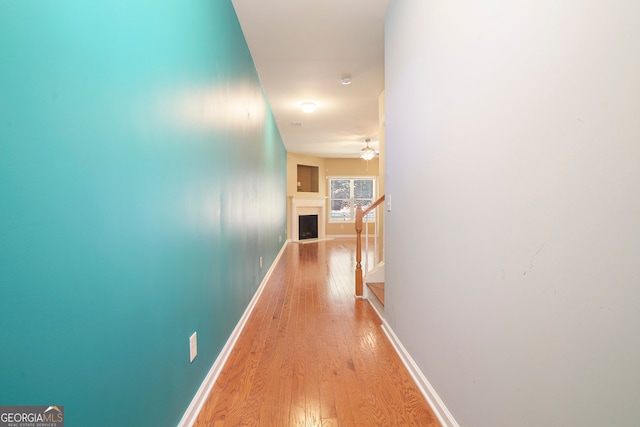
384, 1, 640, 426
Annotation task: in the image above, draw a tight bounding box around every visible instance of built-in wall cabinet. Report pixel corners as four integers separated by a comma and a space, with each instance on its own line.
296, 164, 319, 192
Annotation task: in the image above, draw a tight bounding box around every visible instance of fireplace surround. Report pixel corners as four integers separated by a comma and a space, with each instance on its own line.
289, 196, 326, 242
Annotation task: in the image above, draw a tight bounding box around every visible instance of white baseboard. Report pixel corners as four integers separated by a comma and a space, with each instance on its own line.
381, 320, 459, 427
292, 237, 335, 244
178, 243, 288, 427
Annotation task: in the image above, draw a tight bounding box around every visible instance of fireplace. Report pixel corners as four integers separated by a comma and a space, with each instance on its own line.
289, 196, 327, 242
298, 215, 318, 240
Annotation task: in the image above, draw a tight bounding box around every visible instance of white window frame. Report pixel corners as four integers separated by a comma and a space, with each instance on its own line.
328, 176, 377, 223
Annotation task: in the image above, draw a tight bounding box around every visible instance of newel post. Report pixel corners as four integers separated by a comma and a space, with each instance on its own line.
355, 203, 364, 297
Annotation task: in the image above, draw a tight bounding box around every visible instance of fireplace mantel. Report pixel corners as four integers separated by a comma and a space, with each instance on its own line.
289, 195, 327, 242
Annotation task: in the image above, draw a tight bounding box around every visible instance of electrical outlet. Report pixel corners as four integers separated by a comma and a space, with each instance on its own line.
386, 194, 392, 212
189, 332, 197, 363
259, 256, 263, 268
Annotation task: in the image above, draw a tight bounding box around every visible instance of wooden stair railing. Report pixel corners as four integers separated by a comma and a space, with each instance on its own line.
355, 194, 385, 297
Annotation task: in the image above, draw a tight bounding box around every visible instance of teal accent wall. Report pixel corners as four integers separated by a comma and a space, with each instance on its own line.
0, 1, 287, 425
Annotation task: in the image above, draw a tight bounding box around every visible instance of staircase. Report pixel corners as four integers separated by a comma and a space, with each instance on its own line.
367, 282, 384, 304
362, 260, 384, 318
355, 195, 386, 319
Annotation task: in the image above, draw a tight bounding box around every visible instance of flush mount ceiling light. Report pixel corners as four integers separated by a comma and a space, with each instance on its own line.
360, 138, 375, 160
300, 102, 317, 113
340, 74, 352, 85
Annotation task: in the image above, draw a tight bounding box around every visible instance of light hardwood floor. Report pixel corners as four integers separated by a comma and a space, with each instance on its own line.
194, 238, 441, 426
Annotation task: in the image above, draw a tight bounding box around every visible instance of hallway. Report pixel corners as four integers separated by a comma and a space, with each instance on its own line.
194, 238, 441, 426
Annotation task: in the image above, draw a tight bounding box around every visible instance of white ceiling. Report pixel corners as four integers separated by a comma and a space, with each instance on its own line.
232, 0, 389, 158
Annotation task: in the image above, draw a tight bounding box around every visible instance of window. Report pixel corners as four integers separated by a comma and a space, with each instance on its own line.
329, 177, 376, 222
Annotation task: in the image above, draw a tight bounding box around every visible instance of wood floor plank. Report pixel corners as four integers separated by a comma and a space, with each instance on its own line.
193, 239, 441, 427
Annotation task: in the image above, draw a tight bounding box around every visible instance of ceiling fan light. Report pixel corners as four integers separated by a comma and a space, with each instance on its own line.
360, 148, 375, 160
360, 139, 375, 160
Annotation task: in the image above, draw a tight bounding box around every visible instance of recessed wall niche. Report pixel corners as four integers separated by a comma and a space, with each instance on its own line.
297, 164, 319, 192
